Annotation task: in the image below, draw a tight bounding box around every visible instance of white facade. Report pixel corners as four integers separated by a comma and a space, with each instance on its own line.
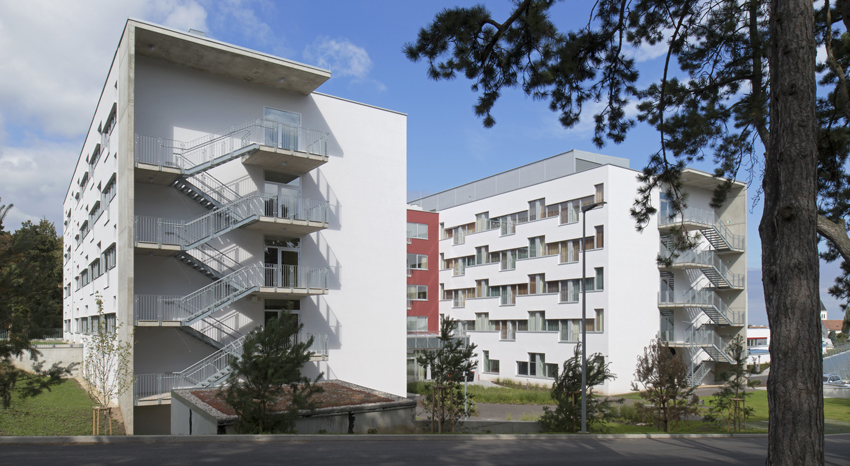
63, 20, 407, 434
412, 151, 747, 395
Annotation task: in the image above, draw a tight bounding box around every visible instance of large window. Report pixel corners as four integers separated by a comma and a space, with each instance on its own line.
407, 253, 428, 270
103, 243, 117, 270
407, 285, 428, 301
406, 222, 428, 240
528, 311, 545, 331
475, 212, 491, 232
559, 279, 581, 302
407, 316, 428, 332
476, 279, 490, 298
529, 199, 545, 221
483, 351, 500, 373
528, 236, 544, 258
529, 274, 545, 295
517, 354, 558, 378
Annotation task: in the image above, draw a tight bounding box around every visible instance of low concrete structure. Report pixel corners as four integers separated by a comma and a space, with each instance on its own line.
171, 380, 416, 435
824, 386, 850, 399
12, 344, 83, 377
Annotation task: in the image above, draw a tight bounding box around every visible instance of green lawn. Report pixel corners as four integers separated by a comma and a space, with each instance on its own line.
0, 378, 124, 436
408, 381, 554, 405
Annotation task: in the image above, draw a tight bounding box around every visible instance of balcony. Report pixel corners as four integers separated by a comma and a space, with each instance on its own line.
134, 194, 328, 254
658, 285, 745, 326
255, 265, 329, 298
658, 242, 745, 289
658, 206, 744, 253
134, 119, 329, 185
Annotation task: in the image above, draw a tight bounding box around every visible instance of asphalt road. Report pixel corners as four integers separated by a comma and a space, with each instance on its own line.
3, 435, 850, 466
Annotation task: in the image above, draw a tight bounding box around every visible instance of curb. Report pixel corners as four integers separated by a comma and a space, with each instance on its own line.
0, 433, 776, 445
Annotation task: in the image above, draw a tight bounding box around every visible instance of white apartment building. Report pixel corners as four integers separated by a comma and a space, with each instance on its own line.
411, 151, 746, 395
62, 20, 407, 434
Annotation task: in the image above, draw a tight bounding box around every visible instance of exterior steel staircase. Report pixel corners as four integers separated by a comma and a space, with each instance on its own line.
658, 206, 744, 253
687, 325, 733, 364
659, 284, 744, 326
134, 118, 329, 175
174, 244, 240, 281
659, 242, 744, 289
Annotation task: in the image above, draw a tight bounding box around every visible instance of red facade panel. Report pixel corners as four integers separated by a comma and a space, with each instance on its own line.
407, 209, 439, 333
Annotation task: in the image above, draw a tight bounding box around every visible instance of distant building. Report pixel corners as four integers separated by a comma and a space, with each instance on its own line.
410, 150, 747, 394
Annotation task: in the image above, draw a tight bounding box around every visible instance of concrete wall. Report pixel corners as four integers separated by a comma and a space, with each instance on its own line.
135, 405, 172, 435
11, 346, 83, 377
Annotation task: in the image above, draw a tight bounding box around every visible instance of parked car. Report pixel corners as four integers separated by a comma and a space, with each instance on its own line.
824, 374, 843, 384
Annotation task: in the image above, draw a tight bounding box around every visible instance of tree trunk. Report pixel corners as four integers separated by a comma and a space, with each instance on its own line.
763, 0, 824, 464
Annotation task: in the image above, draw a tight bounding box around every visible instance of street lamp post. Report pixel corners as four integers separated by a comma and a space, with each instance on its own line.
580, 200, 606, 434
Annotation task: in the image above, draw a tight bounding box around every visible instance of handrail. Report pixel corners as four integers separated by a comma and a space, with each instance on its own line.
658, 283, 743, 325
134, 118, 329, 171
658, 206, 745, 251
659, 242, 745, 288
185, 244, 241, 277
184, 172, 241, 206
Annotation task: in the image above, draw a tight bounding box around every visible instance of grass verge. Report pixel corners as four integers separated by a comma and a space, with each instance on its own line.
0, 378, 124, 436
408, 381, 554, 405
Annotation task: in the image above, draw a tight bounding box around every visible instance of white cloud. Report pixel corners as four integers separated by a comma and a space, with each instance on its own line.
304, 36, 384, 89
0, 139, 79, 230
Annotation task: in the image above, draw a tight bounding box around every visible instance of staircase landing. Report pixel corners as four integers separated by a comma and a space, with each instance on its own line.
242, 145, 328, 174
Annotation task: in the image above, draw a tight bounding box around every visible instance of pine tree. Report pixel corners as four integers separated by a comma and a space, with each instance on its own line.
704, 335, 759, 432
631, 339, 699, 432
415, 315, 477, 432
539, 343, 620, 433
223, 310, 323, 434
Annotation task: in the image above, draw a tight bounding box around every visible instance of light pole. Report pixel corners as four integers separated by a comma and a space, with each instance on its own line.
580, 200, 606, 433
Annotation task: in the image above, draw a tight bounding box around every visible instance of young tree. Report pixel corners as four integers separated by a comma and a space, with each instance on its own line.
0, 217, 71, 409
632, 339, 699, 433
704, 335, 759, 431
539, 343, 620, 433
416, 315, 477, 432
81, 296, 133, 422
405, 1, 822, 461
223, 310, 323, 434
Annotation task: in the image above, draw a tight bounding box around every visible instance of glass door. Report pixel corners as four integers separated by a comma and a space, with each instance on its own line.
264, 108, 301, 150
264, 238, 300, 287
264, 172, 301, 219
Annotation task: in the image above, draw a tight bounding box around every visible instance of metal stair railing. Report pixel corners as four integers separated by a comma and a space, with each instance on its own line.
657, 206, 745, 252
659, 242, 745, 288
687, 325, 733, 363
180, 336, 246, 386
185, 315, 243, 349
134, 266, 263, 324
177, 244, 241, 279
134, 118, 329, 173
178, 172, 241, 207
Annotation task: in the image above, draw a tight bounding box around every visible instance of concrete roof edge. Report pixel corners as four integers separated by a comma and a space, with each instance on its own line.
681, 167, 747, 188
126, 18, 330, 76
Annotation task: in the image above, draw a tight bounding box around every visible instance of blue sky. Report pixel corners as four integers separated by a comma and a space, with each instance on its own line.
0, 0, 843, 323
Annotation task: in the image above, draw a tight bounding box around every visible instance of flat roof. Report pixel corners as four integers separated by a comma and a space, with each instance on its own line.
408, 150, 630, 212
130, 19, 330, 95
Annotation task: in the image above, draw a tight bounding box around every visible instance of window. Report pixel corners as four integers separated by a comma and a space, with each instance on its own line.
528, 236, 543, 258
64, 320, 71, 333
528, 311, 545, 331
483, 351, 500, 373
406, 222, 428, 240
546, 281, 559, 294
105, 313, 117, 334
75, 275, 81, 290
453, 289, 473, 307
545, 242, 559, 256
595, 184, 604, 203
546, 203, 560, 219
90, 315, 100, 333
595, 226, 604, 249
80, 269, 90, 287
595, 309, 604, 332
407, 253, 428, 270
103, 244, 117, 270
517, 354, 556, 378
80, 221, 89, 240
560, 200, 579, 224
560, 279, 581, 302
81, 317, 89, 335
595, 267, 604, 291
476, 212, 490, 232
560, 239, 581, 263
102, 174, 117, 204
476, 246, 489, 265
529, 274, 545, 295
407, 316, 428, 332
75, 318, 81, 333
475, 313, 490, 331
90, 258, 101, 280
517, 361, 529, 376
407, 285, 428, 301
529, 199, 545, 221
476, 279, 490, 298
560, 319, 580, 341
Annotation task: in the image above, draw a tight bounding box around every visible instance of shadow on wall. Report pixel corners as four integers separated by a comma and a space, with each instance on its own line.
310, 168, 341, 231
311, 295, 342, 351
314, 231, 341, 291
301, 98, 343, 159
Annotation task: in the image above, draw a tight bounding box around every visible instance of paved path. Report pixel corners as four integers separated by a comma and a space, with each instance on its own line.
3, 435, 850, 465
